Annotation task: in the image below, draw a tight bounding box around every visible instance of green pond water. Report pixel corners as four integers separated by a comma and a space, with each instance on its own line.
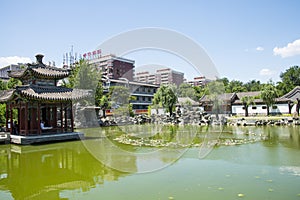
0, 125, 300, 200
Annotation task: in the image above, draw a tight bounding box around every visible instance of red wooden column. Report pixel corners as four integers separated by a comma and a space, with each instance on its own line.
10, 103, 13, 134
24, 103, 28, 135
18, 103, 22, 135
70, 103, 74, 132
37, 103, 41, 135
64, 105, 68, 132
53, 105, 57, 130
60, 103, 63, 132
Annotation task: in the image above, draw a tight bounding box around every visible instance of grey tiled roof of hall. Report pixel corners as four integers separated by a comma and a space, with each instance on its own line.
0, 85, 90, 102
200, 93, 236, 102
281, 86, 300, 101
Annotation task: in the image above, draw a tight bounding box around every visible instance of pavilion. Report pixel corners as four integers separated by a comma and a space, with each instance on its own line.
0, 54, 90, 144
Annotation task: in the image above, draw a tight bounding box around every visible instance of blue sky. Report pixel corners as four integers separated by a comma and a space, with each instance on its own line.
1, 0, 300, 83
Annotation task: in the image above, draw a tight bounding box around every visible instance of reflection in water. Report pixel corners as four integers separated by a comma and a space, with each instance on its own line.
0, 125, 299, 200
0, 141, 130, 200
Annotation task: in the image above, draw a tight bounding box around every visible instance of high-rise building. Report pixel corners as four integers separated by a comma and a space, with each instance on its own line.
135, 68, 184, 86
0, 64, 25, 79
88, 54, 135, 81
187, 76, 210, 87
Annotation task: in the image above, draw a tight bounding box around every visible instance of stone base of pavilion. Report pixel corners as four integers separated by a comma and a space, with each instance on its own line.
0, 132, 10, 144
10, 132, 84, 145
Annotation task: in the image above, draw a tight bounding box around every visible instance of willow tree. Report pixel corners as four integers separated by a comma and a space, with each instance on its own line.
152, 84, 177, 116
206, 80, 225, 120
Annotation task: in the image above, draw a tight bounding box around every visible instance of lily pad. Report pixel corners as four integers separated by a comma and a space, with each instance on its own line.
168, 197, 174, 200
268, 188, 274, 192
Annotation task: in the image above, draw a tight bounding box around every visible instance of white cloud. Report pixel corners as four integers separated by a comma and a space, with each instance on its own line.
259, 68, 275, 76
0, 56, 32, 67
273, 39, 300, 58
0, 56, 32, 68
256, 46, 264, 51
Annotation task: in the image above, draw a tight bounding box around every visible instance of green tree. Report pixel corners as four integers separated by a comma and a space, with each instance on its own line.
0, 104, 6, 127
219, 77, 229, 88
261, 83, 278, 116
7, 78, 21, 89
206, 80, 225, 119
0, 79, 7, 90
244, 80, 262, 91
240, 96, 255, 117
277, 66, 300, 96
109, 86, 135, 117
225, 80, 247, 93
99, 95, 110, 118
95, 81, 103, 107
193, 85, 208, 100
177, 83, 196, 100
73, 60, 101, 90
62, 59, 102, 105
152, 84, 177, 116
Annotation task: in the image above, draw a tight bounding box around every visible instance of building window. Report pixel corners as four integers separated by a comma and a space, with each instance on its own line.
252, 106, 257, 109
262, 106, 267, 109
272, 105, 278, 109
242, 106, 245, 110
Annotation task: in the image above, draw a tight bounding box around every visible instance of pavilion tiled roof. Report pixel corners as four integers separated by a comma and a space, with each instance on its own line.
8, 54, 70, 80
8, 65, 70, 79
0, 85, 90, 102
18, 85, 90, 101
0, 90, 15, 102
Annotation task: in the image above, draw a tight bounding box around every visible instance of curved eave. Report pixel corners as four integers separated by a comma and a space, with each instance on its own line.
0, 89, 15, 103
19, 88, 90, 102
31, 67, 70, 79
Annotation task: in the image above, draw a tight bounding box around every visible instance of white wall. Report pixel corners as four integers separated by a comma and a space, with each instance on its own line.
232, 103, 289, 116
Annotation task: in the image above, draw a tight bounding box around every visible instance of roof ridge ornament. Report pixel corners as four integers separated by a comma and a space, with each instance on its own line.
35, 54, 44, 65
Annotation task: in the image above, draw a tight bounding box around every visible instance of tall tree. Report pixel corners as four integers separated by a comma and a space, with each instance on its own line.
225, 80, 246, 93
109, 86, 135, 117
261, 84, 278, 116
193, 85, 208, 100
206, 80, 225, 119
240, 96, 255, 117
244, 80, 262, 91
152, 84, 177, 116
178, 83, 196, 100
277, 66, 300, 96
62, 59, 102, 105
0, 79, 7, 90
99, 95, 110, 118
7, 78, 21, 89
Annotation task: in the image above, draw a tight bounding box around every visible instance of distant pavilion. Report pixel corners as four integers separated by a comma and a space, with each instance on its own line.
0, 54, 89, 138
